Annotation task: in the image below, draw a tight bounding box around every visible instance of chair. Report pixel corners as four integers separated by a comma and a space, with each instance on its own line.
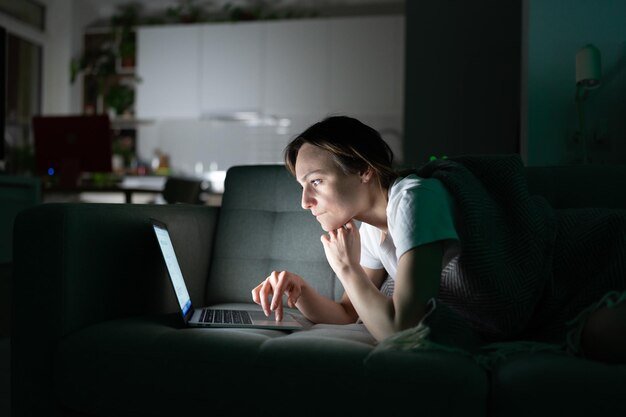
161, 176, 206, 204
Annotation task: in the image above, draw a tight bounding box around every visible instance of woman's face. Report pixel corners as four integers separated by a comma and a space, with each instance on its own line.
295, 143, 368, 231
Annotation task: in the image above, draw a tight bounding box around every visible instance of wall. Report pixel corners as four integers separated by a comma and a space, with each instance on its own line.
40, 0, 98, 115
403, 0, 521, 168
41, 0, 72, 114
525, 0, 626, 166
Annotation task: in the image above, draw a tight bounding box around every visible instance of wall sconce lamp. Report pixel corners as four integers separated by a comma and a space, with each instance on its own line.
574, 44, 602, 164
576, 44, 602, 92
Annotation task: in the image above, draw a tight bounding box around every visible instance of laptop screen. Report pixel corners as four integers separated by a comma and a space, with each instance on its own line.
151, 219, 193, 318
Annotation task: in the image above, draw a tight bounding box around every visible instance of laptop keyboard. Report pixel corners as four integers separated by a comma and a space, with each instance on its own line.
200, 309, 253, 325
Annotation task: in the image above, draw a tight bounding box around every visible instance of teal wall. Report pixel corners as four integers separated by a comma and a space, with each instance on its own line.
527, 0, 626, 166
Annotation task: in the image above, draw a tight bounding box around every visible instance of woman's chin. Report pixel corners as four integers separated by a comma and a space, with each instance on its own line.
321, 220, 348, 232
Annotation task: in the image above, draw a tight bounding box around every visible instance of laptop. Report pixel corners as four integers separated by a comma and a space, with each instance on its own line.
150, 218, 307, 330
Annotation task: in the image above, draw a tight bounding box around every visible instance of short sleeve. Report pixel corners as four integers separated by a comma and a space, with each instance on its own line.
389, 177, 459, 260
359, 222, 384, 270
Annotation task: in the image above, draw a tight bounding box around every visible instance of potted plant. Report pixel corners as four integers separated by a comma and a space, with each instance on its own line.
104, 84, 135, 118
111, 3, 141, 69
118, 31, 136, 69
166, 0, 207, 23
70, 2, 141, 110
70, 38, 117, 113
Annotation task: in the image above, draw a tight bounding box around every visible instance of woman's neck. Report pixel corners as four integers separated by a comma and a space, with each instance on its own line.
355, 181, 389, 233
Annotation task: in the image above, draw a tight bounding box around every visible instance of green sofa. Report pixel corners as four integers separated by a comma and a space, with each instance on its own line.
0, 175, 41, 337
11, 163, 626, 417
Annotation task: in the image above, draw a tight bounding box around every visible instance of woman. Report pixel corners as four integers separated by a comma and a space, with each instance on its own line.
251, 115, 626, 363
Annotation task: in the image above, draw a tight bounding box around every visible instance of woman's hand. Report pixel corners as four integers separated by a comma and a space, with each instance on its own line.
320, 219, 361, 277
251, 270, 305, 321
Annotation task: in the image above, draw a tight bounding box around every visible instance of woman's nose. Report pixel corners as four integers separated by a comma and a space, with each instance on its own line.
301, 188, 315, 209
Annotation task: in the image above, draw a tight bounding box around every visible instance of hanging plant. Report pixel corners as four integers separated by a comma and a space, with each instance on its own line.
70, 39, 117, 93
166, 0, 209, 23
70, 39, 115, 83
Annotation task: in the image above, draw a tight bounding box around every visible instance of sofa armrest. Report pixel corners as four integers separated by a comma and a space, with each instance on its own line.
12, 202, 219, 416
13, 202, 218, 337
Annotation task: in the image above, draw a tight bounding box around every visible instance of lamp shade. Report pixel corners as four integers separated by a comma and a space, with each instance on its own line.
576, 44, 601, 88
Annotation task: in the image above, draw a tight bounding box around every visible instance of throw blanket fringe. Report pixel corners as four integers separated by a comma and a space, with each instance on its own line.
370, 299, 567, 370
565, 290, 626, 355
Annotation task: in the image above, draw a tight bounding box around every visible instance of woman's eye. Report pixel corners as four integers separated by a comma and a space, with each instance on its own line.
311, 179, 322, 187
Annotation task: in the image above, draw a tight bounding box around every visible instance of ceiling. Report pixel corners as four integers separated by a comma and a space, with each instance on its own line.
84, 0, 405, 21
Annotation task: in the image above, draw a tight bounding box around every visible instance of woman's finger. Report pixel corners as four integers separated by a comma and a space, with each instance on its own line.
259, 279, 273, 316
251, 283, 262, 304
275, 300, 284, 321
271, 271, 287, 311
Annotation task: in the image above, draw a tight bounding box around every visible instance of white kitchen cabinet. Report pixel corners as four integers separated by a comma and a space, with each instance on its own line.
136, 15, 404, 120
263, 19, 330, 117
136, 25, 201, 119
200, 22, 265, 116
328, 16, 405, 116
134, 16, 405, 175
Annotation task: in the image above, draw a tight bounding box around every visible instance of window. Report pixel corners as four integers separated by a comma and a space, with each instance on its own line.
3, 29, 42, 174
0, 0, 45, 31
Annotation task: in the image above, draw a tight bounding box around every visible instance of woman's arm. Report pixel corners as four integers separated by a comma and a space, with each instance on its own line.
252, 267, 386, 324
392, 242, 442, 330
322, 221, 443, 341
295, 266, 387, 324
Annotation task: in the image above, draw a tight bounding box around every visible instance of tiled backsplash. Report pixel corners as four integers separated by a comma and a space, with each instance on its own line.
137, 114, 404, 178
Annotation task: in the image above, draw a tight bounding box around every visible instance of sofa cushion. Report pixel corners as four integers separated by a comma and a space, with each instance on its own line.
258, 323, 377, 374
490, 352, 626, 417
364, 348, 489, 417
258, 322, 489, 417
56, 309, 290, 417
57, 307, 489, 417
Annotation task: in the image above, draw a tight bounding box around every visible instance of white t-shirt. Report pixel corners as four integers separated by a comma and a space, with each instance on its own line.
359, 174, 460, 280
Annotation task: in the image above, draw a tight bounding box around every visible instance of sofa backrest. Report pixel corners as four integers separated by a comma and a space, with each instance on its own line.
205, 165, 343, 304
206, 163, 626, 305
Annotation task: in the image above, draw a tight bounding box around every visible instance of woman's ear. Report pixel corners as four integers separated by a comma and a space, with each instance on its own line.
360, 167, 374, 184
